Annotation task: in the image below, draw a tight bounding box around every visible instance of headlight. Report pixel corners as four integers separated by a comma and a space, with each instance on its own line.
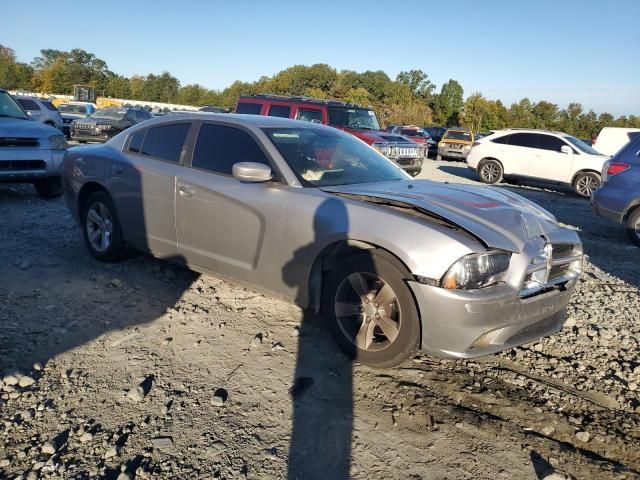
441, 251, 511, 289
48, 135, 68, 150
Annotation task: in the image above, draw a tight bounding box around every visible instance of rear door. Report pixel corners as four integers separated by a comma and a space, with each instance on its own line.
16, 98, 41, 120
175, 121, 287, 285
499, 133, 538, 176
294, 106, 325, 124
109, 122, 193, 258
529, 134, 575, 182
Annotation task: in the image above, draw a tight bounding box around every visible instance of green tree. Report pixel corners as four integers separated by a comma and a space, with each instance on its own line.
433, 79, 464, 126
531, 100, 559, 129
0, 44, 33, 90
396, 69, 436, 101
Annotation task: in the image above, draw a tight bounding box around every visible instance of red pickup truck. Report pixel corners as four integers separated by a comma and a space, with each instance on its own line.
236, 94, 426, 176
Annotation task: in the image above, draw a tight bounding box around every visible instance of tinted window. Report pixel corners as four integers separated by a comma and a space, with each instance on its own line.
236, 102, 262, 115
128, 130, 145, 153
268, 105, 291, 118
296, 108, 323, 123
42, 101, 58, 112
491, 135, 511, 144
17, 99, 40, 110
538, 134, 566, 152
192, 124, 270, 175
140, 123, 190, 162
508, 133, 538, 148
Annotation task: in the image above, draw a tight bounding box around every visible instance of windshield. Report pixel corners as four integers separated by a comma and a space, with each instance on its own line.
91, 108, 126, 120
400, 128, 425, 138
58, 104, 88, 114
328, 106, 381, 130
0, 92, 29, 120
443, 130, 472, 141
263, 127, 407, 187
564, 135, 601, 155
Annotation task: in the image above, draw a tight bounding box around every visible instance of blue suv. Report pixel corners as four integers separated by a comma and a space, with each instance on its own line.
592, 135, 640, 246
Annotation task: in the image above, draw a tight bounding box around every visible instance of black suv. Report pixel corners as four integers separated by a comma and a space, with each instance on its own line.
70, 107, 152, 143
424, 126, 447, 157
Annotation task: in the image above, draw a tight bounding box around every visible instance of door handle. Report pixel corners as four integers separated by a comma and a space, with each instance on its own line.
178, 185, 195, 197
111, 164, 124, 175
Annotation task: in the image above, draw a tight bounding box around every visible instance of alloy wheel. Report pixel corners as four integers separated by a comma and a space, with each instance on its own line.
86, 202, 113, 252
481, 163, 500, 182
575, 175, 599, 197
334, 272, 401, 352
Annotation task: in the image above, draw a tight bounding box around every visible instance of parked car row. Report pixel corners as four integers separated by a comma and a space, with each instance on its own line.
236, 95, 428, 176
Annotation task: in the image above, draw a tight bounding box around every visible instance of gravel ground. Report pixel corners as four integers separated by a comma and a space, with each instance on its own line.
0, 160, 639, 480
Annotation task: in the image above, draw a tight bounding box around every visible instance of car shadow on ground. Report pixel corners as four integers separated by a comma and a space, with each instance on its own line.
436, 164, 640, 289
0, 181, 198, 381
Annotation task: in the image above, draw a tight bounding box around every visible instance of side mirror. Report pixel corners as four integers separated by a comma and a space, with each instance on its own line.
560, 145, 572, 155
232, 162, 272, 183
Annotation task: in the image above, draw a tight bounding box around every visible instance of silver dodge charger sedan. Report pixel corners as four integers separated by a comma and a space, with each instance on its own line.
62, 114, 583, 367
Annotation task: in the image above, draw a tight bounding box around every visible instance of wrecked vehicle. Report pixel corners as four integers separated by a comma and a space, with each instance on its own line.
62, 114, 583, 367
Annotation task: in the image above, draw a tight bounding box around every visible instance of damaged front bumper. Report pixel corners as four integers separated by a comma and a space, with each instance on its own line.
410, 279, 575, 358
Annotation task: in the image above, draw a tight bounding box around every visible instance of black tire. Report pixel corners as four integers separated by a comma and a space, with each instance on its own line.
322, 251, 420, 368
573, 172, 600, 198
81, 190, 125, 262
625, 208, 640, 247
34, 177, 63, 199
478, 159, 503, 184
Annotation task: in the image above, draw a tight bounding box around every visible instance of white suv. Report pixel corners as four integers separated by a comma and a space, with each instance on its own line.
466, 129, 609, 197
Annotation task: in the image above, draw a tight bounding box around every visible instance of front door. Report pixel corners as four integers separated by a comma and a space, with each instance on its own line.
175, 122, 287, 286
528, 134, 575, 182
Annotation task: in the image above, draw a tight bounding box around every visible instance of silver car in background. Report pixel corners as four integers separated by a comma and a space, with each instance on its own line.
0, 89, 68, 198
13, 95, 64, 131
62, 114, 583, 367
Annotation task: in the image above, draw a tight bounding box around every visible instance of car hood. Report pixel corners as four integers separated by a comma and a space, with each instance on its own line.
322, 180, 561, 253
0, 117, 61, 137
61, 113, 86, 120
339, 127, 415, 144
72, 118, 120, 126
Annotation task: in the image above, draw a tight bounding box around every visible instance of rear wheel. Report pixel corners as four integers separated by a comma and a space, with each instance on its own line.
478, 159, 503, 184
573, 172, 600, 197
34, 177, 63, 199
81, 191, 125, 262
322, 251, 420, 368
626, 208, 640, 247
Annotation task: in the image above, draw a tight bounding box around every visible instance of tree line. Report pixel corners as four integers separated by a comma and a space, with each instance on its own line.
1, 44, 638, 138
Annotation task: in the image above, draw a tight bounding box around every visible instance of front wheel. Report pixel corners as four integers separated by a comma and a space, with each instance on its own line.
81, 191, 125, 262
573, 172, 600, 197
322, 251, 420, 368
478, 159, 503, 184
626, 208, 640, 247
34, 177, 63, 199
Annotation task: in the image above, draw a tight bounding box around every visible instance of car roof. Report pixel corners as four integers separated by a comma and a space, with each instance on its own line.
13, 95, 48, 101
446, 127, 470, 132
493, 128, 567, 136
133, 113, 330, 130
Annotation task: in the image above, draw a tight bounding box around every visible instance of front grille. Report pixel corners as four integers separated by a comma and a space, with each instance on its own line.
520, 242, 582, 298
507, 313, 563, 346
552, 243, 575, 257
0, 160, 46, 171
0, 137, 39, 147
373, 143, 427, 160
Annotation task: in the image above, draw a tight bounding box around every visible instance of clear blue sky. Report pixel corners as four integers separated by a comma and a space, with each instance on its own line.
3, 0, 639, 115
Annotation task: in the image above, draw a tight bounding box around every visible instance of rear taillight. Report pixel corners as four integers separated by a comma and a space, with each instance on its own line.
602, 161, 630, 183
606, 162, 630, 176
